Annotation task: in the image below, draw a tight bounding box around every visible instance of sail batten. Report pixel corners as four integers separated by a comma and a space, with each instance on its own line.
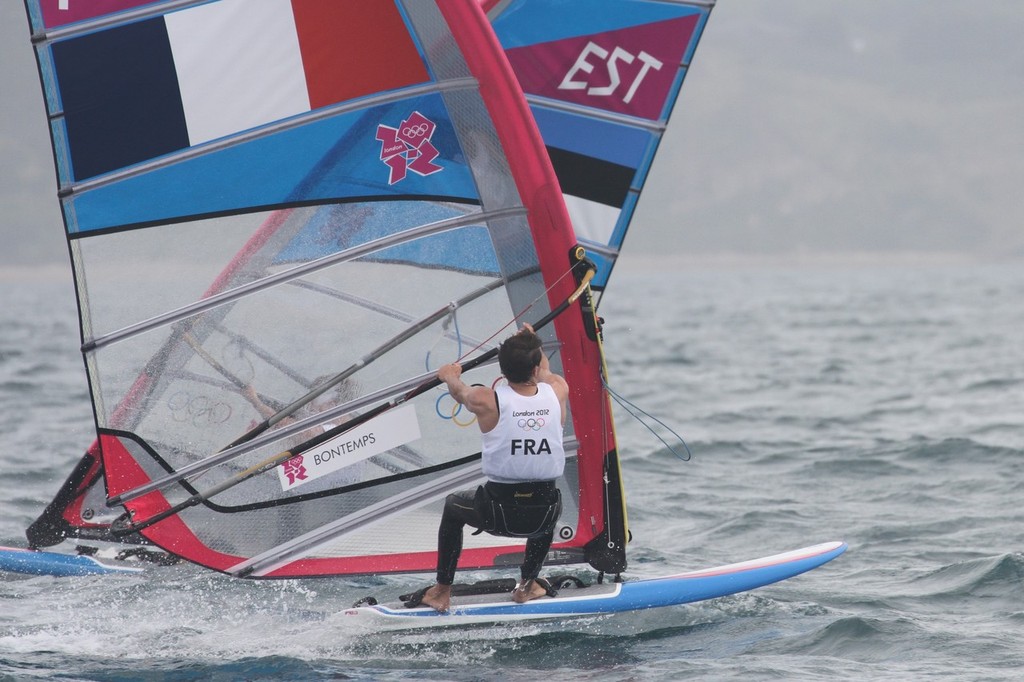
573, 241, 620, 260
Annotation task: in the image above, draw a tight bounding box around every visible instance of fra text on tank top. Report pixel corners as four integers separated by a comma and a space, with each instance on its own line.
481, 383, 566, 483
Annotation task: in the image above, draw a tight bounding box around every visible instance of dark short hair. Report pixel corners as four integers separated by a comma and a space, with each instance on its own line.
498, 328, 543, 383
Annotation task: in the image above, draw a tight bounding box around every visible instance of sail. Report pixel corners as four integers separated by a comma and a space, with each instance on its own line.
484, 0, 715, 293
25, 0, 627, 578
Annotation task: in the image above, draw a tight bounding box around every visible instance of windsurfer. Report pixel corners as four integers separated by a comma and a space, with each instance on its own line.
412, 324, 568, 612
242, 376, 355, 431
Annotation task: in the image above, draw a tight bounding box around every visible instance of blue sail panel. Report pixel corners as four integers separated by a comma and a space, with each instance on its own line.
66, 96, 477, 234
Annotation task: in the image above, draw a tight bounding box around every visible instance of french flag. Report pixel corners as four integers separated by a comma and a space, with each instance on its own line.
50, 0, 429, 181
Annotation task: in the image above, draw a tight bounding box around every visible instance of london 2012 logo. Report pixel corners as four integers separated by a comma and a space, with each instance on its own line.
375, 111, 443, 185
281, 455, 308, 486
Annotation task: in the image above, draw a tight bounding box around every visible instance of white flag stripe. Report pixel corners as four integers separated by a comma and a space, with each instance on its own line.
562, 193, 621, 246
165, 0, 310, 147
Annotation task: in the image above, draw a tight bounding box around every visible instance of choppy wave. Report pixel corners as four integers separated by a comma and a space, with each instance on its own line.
903, 553, 1024, 602
4, 264, 1024, 680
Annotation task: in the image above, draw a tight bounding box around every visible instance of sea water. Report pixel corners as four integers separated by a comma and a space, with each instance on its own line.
1, 258, 1022, 681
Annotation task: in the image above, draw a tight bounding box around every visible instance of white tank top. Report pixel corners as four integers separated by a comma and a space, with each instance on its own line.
481, 383, 566, 483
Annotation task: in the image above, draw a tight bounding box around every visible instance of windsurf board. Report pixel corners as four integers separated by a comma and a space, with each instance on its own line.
0, 545, 145, 577
341, 541, 847, 628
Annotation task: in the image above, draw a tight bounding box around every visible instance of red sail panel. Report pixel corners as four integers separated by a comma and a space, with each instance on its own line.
292, 0, 429, 109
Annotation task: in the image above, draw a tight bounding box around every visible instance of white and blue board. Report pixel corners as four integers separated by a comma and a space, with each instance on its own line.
0, 545, 144, 577
341, 541, 847, 628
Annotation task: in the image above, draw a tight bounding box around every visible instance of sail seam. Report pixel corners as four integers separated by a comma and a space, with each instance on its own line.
524, 95, 668, 133
65, 195, 481, 238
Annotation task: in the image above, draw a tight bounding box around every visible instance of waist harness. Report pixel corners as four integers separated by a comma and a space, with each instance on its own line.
473, 481, 562, 539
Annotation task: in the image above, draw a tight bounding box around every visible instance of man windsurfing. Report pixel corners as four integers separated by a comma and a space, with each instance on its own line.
408, 324, 568, 611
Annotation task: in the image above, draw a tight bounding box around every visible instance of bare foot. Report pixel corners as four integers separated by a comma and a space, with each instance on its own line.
511, 579, 549, 604
420, 584, 451, 612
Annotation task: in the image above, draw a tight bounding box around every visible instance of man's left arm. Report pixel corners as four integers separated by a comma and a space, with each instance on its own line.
438, 363, 495, 417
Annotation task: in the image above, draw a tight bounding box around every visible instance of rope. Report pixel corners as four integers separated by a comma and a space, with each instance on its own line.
603, 378, 692, 462
453, 264, 579, 364
425, 305, 463, 373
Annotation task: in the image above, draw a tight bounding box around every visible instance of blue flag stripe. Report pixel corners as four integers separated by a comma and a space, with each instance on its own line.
51, 18, 188, 181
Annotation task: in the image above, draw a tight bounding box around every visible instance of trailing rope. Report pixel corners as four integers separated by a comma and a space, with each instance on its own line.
603, 378, 692, 462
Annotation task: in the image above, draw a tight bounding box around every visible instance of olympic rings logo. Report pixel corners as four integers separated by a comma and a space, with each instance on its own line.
436, 392, 476, 428
401, 123, 430, 138
518, 417, 545, 431
167, 391, 232, 427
